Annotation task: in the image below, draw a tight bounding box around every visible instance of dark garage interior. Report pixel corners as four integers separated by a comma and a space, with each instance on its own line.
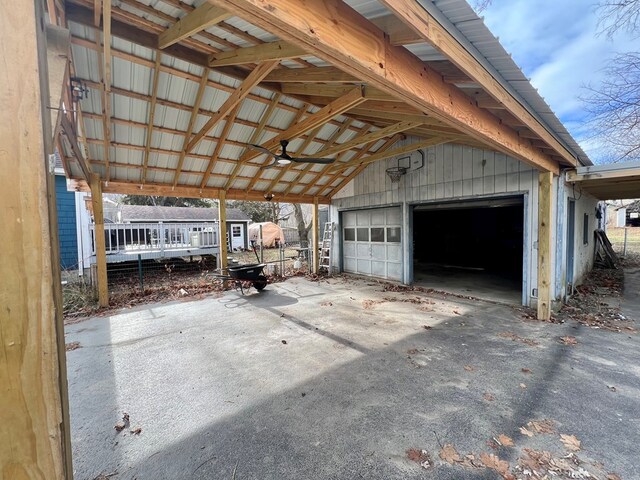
412, 197, 524, 304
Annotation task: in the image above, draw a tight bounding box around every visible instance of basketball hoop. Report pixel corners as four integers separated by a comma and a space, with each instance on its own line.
386, 166, 407, 183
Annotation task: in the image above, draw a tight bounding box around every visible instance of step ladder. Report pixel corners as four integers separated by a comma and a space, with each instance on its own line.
319, 222, 334, 273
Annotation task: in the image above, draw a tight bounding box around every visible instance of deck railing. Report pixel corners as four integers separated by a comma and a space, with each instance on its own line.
90, 222, 219, 256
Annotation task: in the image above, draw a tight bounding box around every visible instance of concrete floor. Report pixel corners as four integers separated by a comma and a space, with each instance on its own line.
65, 275, 640, 479
413, 262, 522, 305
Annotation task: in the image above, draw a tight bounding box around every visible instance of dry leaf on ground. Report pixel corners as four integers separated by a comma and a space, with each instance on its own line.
480, 453, 513, 479
525, 419, 556, 435
519, 426, 534, 437
130, 427, 142, 435
520, 383, 527, 389
406, 448, 432, 469
607, 474, 622, 480
65, 341, 81, 351
483, 392, 495, 401
560, 434, 582, 451
560, 335, 578, 345
498, 332, 539, 346
521, 368, 532, 374
496, 434, 514, 447
439, 444, 461, 464
464, 365, 475, 371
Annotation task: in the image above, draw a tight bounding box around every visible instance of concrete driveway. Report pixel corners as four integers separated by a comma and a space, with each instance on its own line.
65, 275, 640, 479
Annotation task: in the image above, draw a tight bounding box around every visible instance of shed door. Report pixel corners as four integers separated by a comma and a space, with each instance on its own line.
230, 224, 245, 250
342, 207, 402, 280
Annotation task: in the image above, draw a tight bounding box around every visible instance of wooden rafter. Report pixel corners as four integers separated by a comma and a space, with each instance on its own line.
209, 41, 306, 67
280, 83, 394, 101
281, 118, 355, 196
69, 178, 332, 204
377, 0, 576, 166
159, 3, 230, 49
211, 0, 560, 174
60, 114, 93, 181
240, 86, 367, 164
307, 120, 424, 159
324, 135, 401, 197
173, 68, 211, 187
328, 137, 451, 173
264, 66, 357, 83
185, 60, 279, 153
200, 104, 240, 189
141, 52, 162, 183
97, 0, 112, 181
223, 93, 281, 190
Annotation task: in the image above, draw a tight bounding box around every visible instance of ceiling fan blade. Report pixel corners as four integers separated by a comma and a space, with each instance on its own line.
246, 143, 275, 156
260, 160, 279, 170
291, 157, 335, 164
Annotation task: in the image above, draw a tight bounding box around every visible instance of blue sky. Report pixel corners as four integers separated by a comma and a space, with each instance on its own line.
479, 0, 640, 162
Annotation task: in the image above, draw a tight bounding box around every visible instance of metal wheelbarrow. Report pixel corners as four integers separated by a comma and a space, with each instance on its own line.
210, 263, 268, 294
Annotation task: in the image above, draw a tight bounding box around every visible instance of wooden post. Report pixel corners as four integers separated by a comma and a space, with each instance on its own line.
218, 191, 228, 270
537, 171, 554, 320
312, 197, 319, 274
0, 0, 71, 476
90, 174, 109, 307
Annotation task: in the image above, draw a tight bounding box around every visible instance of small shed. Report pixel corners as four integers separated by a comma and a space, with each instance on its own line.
120, 205, 251, 250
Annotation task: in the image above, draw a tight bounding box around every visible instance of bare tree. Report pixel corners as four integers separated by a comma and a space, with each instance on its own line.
293, 204, 312, 247
583, 53, 640, 160
596, 0, 640, 38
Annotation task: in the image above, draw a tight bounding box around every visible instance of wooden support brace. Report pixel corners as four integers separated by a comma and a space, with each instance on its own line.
537, 171, 554, 320
312, 197, 319, 274
90, 174, 109, 307
218, 191, 228, 270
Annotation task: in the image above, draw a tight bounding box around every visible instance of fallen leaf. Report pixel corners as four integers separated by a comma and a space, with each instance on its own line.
496, 434, 514, 447
525, 419, 556, 434
608, 385, 617, 392
407, 348, 419, 355
281, 340, 287, 345
607, 474, 622, 480
406, 448, 432, 469
519, 427, 534, 437
520, 383, 527, 389
130, 427, 142, 435
483, 392, 495, 402
560, 434, 581, 451
460, 453, 484, 469
423, 325, 432, 330
439, 444, 461, 464
65, 341, 81, 351
521, 368, 532, 374
480, 452, 513, 479
114, 422, 126, 432
464, 365, 475, 372
560, 336, 578, 345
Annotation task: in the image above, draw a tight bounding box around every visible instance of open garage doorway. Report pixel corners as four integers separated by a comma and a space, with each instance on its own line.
412, 196, 525, 305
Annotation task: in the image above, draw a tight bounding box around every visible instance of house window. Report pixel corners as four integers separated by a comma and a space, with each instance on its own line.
344, 228, 355, 241
386, 227, 401, 243
583, 214, 589, 245
371, 228, 385, 242
356, 228, 369, 242
232, 225, 242, 237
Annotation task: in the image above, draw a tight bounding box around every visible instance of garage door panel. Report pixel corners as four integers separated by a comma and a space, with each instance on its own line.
342, 206, 402, 280
357, 259, 372, 274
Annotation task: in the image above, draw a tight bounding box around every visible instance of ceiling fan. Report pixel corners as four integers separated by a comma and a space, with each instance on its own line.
247, 140, 335, 169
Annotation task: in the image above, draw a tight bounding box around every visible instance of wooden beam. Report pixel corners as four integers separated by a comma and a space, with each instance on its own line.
159, 3, 230, 49
280, 83, 395, 101
142, 52, 162, 183
224, 93, 281, 190
90, 174, 109, 307
282, 118, 355, 196
369, 13, 422, 46
241, 86, 367, 164
1, 0, 70, 474
101, 0, 112, 181
324, 134, 400, 196
309, 120, 423, 159
328, 137, 449, 173
209, 40, 306, 66
537, 171, 553, 320
378, 0, 577, 166
69, 178, 333, 204
218, 190, 228, 269
312, 197, 319, 273
60, 113, 92, 180
173, 68, 210, 187
200, 104, 240, 189
264, 66, 358, 83
210, 0, 560, 174
186, 60, 279, 152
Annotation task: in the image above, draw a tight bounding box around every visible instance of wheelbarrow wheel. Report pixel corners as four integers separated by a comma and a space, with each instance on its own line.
253, 275, 268, 291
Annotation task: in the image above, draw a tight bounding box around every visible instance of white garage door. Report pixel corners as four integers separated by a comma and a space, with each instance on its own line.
342, 207, 402, 280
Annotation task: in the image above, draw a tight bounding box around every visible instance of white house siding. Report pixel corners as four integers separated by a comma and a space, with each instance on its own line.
329, 140, 573, 307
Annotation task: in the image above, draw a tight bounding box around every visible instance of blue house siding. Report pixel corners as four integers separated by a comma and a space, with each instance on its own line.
55, 175, 78, 270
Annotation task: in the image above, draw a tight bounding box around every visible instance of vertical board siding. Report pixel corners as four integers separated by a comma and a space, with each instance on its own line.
55, 175, 79, 270
330, 141, 539, 304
